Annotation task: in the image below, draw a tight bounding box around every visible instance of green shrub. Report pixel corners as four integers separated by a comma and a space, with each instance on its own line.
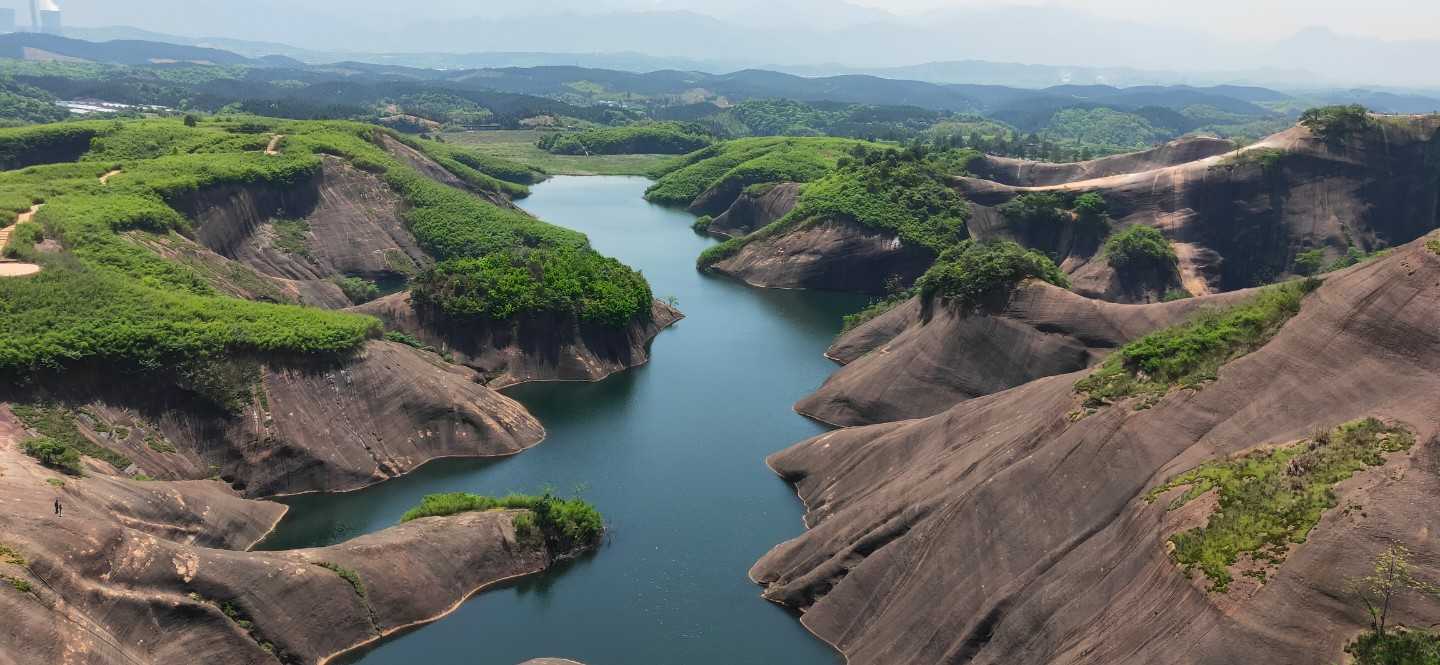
401, 491, 603, 552
1075, 278, 1317, 409
20, 437, 83, 475
691, 215, 713, 233
313, 562, 366, 599
1149, 418, 1413, 592
0, 544, 25, 566
841, 290, 914, 332
270, 219, 311, 257
1428, 237, 1440, 256
1293, 248, 1326, 275
333, 276, 379, 305
537, 122, 713, 155
914, 239, 1069, 308
1162, 289, 1193, 302
1104, 225, 1177, 272
997, 192, 1068, 227
1348, 628, 1440, 665
1299, 104, 1373, 142
1072, 192, 1109, 225
4, 576, 33, 594
12, 404, 130, 471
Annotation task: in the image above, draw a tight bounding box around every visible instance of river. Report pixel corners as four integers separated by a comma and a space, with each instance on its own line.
258, 176, 868, 665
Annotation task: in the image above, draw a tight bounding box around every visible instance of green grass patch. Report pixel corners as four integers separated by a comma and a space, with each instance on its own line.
1075, 278, 1317, 409
1348, 628, 1440, 665
841, 289, 914, 333
401, 491, 603, 552
914, 239, 1069, 308
0, 544, 26, 566
12, 404, 130, 472
1149, 418, 1413, 592
270, 218, 311, 258
1104, 225, 1177, 273
443, 130, 674, 176
313, 562, 366, 599
646, 136, 873, 208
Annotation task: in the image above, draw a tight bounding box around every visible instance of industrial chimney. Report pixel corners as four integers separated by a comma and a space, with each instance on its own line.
31, 0, 59, 34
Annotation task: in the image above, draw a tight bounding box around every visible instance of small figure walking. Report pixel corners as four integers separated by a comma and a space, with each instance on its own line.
53, 498, 62, 518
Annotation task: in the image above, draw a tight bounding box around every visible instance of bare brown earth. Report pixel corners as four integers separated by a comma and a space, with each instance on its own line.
967, 136, 1237, 187
0, 404, 557, 665
0, 203, 43, 276
706, 182, 801, 239
357, 295, 683, 388
753, 238, 1440, 665
797, 281, 1259, 427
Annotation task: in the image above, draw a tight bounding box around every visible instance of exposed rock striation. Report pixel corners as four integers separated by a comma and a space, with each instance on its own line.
706, 182, 801, 238
0, 406, 559, 665
958, 118, 1440, 295
708, 218, 934, 295
171, 156, 429, 309
1, 341, 546, 497
798, 281, 1258, 426
754, 239, 1440, 665
356, 295, 683, 388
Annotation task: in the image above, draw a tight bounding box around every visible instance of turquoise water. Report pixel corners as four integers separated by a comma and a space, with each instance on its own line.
260, 176, 866, 665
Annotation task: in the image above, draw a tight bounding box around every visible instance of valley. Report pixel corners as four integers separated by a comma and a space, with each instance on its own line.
1, 11, 1439, 665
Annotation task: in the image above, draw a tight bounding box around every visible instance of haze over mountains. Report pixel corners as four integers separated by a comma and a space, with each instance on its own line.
32, 0, 1440, 89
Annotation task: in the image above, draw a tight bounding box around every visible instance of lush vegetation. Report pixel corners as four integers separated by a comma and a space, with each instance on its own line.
1349, 629, 1440, 665
645, 136, 873, 208
536, 122, 713, 155
1299, 104, 1374, 142
1075, 279, 1316, 409
0, 116, 654, 389
21, 437, 84, 475
1104, 225, 1177, 273
313, 562, 366, 599
914, 239, 1069, 308
696, 144, 974, 268
443, 130, 676, 176
670, 99, 944, 141
1149, 418, 1413, 592
400, 491, 603, 552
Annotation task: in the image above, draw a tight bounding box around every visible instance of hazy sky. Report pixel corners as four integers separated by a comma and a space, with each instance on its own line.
851, 0, 1440, 41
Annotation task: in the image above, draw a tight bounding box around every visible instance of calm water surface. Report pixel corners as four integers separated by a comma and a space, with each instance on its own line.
260, 176, 867, 665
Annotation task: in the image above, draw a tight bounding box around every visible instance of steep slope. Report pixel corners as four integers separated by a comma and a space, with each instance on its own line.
959, 117, 1440, 294
798, 281, 1258, 426
172, 155, 429, 309
966, 136, 1236, 186
704, 182, 801, 239
2, 340, 546, 497
753, 238, 1440, 665
0, 406, 561, 665
356, 295, 682, 388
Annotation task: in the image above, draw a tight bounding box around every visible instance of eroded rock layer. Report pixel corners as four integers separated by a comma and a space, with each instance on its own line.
798, 281, 1259, 426
357, 296, 683, 388
755, 239, 1440, 665
0, 407, 553, 665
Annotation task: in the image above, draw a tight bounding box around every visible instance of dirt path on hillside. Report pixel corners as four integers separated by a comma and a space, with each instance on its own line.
265, 134, 284, 155
99, 169, 121, 184
0, 203, 45, 276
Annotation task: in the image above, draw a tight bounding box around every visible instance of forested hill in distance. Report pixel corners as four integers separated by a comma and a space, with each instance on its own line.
4, 33, 1439, 120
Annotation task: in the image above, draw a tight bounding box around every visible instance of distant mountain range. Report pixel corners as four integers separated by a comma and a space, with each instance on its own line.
43, 1, 1440, 88
5, 33, 1439, 117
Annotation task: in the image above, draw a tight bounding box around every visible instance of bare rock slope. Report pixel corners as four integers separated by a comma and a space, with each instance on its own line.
753, 239, 1440, 665
357, 295, 683, 388
1, 340, 545, 497
0, 406, 557, 665
960, 118, 1440, 295
706, 182, 801, 239
798, 282, 1258, 426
